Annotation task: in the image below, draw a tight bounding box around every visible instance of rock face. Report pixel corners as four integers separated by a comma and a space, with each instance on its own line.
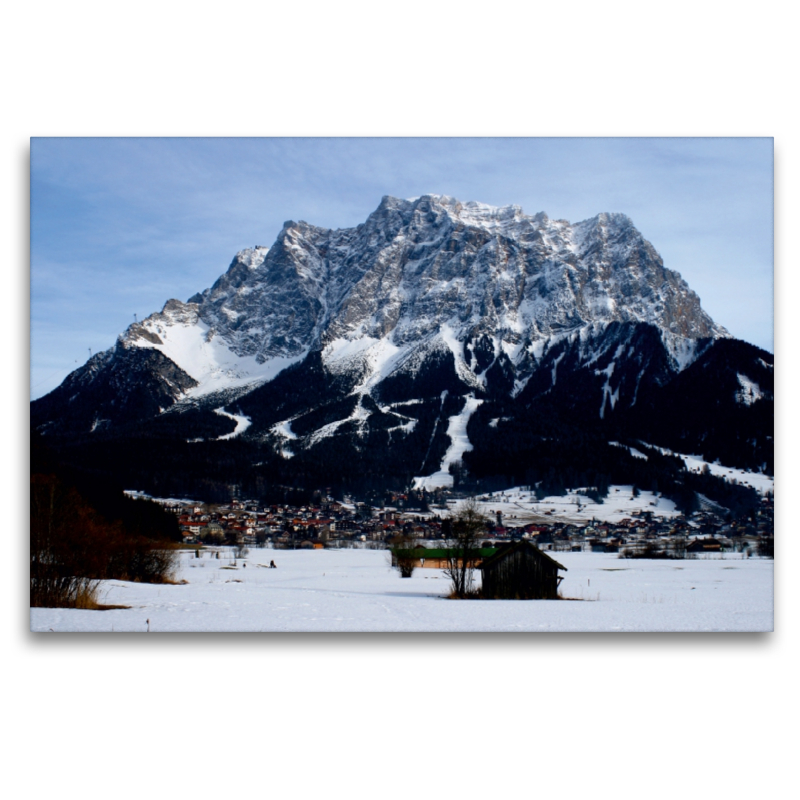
32, 194, 772, 493
186, 195, 725, 364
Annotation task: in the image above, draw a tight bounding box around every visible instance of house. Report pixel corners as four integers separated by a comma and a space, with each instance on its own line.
686, 538, 723, 553
479, 540, 567, 599
389, 548, 497, 569
200, 522, 224, 540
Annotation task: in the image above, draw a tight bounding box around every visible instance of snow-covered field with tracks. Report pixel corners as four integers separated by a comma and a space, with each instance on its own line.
30, 547, 773, 633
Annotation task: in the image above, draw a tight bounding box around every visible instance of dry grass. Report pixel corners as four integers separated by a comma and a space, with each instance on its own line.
72, 582, 101, 609
445, 588, 485, 600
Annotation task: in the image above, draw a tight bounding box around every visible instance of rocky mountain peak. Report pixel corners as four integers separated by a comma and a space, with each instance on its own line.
55, 195, 732, 419
187, 195, 725, 361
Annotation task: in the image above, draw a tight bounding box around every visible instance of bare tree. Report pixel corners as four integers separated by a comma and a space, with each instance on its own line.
443, 498, 488, 598
670, 532, 687, 559
389, 534, 418, 578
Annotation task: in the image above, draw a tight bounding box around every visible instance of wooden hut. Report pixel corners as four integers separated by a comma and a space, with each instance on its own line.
479, 540, 567, 599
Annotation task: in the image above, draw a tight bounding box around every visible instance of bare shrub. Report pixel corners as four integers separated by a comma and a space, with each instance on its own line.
757, 537, 774, 558
111, 538, 179, 583
445, 587, 483, 600
389, 535, 418, 578
620, 541, 672, 559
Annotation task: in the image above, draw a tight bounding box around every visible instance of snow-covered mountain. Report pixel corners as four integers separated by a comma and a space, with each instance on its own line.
122, 194, 726, 395
32, 195, 772, 497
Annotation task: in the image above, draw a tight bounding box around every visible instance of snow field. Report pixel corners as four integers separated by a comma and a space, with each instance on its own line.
461, 485, 679, 524
642, 445, 774, 495
30, 547, 773, 633
674, 454, 774, 495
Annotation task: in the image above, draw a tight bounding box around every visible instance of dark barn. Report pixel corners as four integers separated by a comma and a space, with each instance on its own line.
480, 540, 567, 599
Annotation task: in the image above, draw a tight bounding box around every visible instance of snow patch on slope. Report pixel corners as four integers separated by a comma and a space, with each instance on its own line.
271, 419, 298, 459
439, 323, 483, 389
736, 374, 764, 405
213, 408, 251, 440
596, 362, 619, 419
413, 395, 483, 490
131, 310, 304, 398
324, 336, 411, 395
609, 441, 648, 460
551, 352, 565, 386
308, 398, 372, 446
661, 332, 702, 371
641, 444, 774, 495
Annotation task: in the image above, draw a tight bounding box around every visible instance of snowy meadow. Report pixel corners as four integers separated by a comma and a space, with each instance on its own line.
30, 546, 773, 633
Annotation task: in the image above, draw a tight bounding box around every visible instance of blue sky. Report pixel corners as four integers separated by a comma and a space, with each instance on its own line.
30, 137, 773, 399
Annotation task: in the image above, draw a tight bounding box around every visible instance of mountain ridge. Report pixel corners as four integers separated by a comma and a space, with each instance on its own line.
32, 194, 770, 503
116, 194, 728, 400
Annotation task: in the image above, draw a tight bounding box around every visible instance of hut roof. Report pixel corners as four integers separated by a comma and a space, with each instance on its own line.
479, 539, 567, 572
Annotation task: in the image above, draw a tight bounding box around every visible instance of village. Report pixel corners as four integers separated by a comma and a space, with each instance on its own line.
151, 486, 774, 561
